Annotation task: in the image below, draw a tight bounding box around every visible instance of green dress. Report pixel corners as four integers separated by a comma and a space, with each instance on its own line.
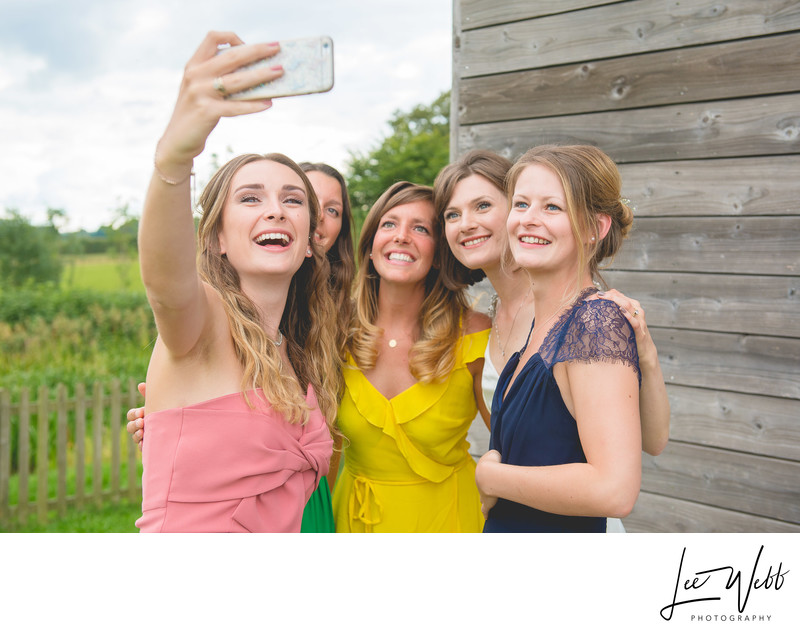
300, 479, 335, 532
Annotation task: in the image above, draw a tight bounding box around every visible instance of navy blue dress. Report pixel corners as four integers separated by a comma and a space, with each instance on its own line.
483, 288, 641, 533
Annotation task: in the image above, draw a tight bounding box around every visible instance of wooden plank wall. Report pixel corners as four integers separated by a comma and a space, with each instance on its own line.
453, 0, 800, 532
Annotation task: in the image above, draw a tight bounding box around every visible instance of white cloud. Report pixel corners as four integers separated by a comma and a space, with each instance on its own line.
0, 0, 452, 231
0, 49, 47, 91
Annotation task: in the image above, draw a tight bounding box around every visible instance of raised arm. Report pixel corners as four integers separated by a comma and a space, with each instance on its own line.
139, 31, 282, 356
598, 289, 670, 455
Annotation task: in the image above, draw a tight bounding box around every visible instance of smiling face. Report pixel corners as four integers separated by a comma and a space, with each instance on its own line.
507, 163, 578, 276
370, 199, 436, 287
306, 170, 343, 254
217, 159, 312, 284
442, 174, 508, 274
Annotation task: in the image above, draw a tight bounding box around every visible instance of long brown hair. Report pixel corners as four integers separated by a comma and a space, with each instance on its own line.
299, 162, 356, 354
433, 149, 513, 290
349, 181, 469, 382
196, 153, 341, 428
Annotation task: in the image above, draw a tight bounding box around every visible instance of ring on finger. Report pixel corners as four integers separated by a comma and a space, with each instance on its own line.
633, 309, 640, 316
213, 76, 227, 96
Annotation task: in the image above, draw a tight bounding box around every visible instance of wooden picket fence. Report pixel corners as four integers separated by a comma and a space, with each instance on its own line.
0, 379, 142, 527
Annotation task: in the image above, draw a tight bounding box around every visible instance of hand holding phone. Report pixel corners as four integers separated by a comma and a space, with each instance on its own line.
224, 36, 334, 100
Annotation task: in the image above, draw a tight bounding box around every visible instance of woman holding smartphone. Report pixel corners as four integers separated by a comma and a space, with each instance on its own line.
134, 31, 340, 532
128, 159, 356, 532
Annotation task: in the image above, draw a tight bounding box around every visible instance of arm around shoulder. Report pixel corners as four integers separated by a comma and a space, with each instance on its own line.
595, 290, 669, 455
464, 308, 491, 426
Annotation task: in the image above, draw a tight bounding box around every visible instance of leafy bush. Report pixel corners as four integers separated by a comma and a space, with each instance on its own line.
0, 210, 63, 289
0, 288, 155, 392
0, 288, 148, 324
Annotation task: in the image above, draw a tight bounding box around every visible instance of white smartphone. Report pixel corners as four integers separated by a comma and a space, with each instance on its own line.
226, 36, 334, 100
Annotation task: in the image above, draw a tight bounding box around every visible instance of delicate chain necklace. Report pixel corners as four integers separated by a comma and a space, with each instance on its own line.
491, 284, 533, 360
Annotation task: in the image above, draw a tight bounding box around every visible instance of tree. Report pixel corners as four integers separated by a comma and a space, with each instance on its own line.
104, 202, 139, 256
346, 91, 450, 229
0, 209, 63, 289
46, 207, 68, 233
98, 201, 140, 290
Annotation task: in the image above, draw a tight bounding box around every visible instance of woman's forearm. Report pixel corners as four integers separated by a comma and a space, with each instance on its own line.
638, 351, 670, 456
139, 161, 199, 310
476, 457, 641, 519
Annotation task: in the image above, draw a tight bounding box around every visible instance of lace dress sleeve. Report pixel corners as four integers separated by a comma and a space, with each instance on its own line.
540, 298, 642, 386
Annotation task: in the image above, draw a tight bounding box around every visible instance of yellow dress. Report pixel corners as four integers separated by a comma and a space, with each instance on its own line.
332, 329, 490, 532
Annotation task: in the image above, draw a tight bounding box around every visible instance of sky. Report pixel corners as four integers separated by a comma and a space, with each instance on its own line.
0, 0, 452, 232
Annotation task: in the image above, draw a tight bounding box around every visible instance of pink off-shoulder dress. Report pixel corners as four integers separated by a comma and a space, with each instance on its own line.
136, 386, 332, 533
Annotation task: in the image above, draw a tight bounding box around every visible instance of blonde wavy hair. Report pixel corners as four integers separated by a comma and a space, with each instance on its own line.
505, 144, 634, 291
348, 181, 468, 383
196, 153, 342, 429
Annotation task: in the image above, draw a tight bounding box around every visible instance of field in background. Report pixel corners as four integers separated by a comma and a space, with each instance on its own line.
2, 256, 150, 531
61, 254, 144, 293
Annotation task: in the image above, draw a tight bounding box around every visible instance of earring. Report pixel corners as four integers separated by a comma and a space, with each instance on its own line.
369, 252, 372, 259
590, 236, 596, 242
306, 246, 312, 257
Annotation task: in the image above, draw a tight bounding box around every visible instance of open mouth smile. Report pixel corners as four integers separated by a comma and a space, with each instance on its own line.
387, 252, 415, 263
520, 236, 551, 245
254, 231, 292, 247
461, 236, 490, 248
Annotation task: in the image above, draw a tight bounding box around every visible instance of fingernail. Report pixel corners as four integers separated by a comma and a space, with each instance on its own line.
270, 65, 283, 71
597, 291, 606, 296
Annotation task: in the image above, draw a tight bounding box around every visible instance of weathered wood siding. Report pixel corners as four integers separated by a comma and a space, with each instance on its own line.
453, 0, 800, 532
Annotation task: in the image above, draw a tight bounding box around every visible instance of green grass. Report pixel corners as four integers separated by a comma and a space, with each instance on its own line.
2, 432, 144, 532
1, 257, 149, 532
61, 254, 144, 292
6, 434, 143, 504
1, 500, 141, 533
